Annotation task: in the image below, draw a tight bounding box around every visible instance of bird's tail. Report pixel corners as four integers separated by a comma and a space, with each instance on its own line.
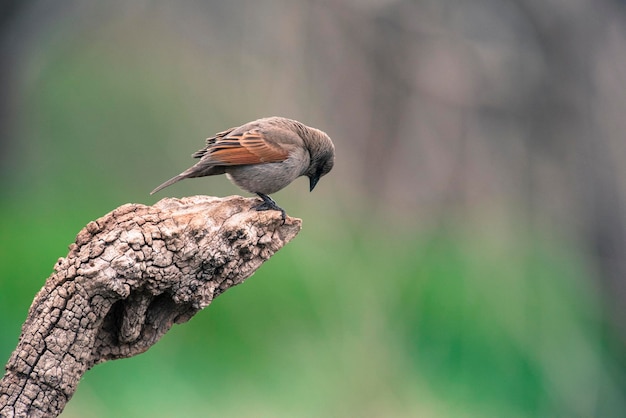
150, 174, 185, 195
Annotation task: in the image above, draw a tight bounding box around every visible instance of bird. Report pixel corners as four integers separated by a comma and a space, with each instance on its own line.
150, 117, 335, 221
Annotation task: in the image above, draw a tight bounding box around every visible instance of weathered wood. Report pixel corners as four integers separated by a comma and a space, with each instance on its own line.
0, 195, 301, 418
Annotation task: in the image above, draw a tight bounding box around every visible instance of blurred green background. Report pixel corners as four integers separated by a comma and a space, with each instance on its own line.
1, 1, 626, 417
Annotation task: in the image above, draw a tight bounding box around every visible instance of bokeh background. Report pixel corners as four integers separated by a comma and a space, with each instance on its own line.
2, 0, 626, 416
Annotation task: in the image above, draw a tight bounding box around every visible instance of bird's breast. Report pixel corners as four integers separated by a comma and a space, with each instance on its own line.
225, 149, 309, 195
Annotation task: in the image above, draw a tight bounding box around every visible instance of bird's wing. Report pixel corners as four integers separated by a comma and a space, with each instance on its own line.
192, 128, 236, 158
201, 129, 291, 165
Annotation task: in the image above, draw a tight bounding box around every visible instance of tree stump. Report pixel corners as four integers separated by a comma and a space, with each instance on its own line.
0, 195, 301, 418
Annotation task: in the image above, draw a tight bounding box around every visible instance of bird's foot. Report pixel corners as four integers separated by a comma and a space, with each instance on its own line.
255, 194, 286, 223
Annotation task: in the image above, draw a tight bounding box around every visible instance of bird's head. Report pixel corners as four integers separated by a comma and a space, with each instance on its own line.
303, 128, 335, 192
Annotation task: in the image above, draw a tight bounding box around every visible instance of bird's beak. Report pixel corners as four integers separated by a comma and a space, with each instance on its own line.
309, 175, 320, 192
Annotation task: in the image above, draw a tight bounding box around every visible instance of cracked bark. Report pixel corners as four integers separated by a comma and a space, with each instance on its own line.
0, 195, 302, 418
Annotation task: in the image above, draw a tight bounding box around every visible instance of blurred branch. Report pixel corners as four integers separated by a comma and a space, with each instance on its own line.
0, 196, 301, 418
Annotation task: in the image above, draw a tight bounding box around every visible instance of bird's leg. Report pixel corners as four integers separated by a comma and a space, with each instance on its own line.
255, 193, 286, 222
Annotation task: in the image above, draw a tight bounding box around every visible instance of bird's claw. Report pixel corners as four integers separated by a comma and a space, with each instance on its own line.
255, 194, 287, 224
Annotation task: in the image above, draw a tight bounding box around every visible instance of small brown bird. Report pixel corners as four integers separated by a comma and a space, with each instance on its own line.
151, 117, 335, 220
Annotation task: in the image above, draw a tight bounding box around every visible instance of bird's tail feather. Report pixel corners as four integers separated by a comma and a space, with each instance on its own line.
150, 162, 225, 195
150, 174, 185, 195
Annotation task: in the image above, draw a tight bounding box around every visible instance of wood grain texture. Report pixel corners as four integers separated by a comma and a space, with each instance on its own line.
0, 195, 301, 418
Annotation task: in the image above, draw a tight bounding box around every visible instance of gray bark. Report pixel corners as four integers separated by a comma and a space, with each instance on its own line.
0, 195, 301, 418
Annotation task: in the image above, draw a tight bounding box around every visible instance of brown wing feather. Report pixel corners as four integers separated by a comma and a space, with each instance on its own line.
192, 127, 237, 158
205, 130, 290, 165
